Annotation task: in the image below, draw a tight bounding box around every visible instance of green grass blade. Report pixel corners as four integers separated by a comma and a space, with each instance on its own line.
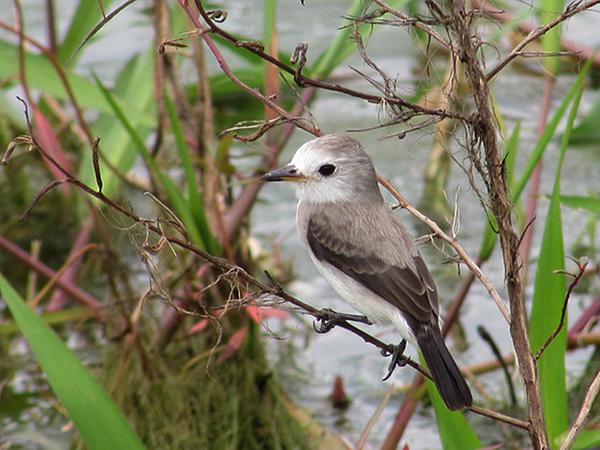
558, 194, 600, 213
424, 372, 481, 449
94, 76, 206, 249
164, 92, 218, 253
78, 50, 155, 205
512, 67, 588, 202
0, 306, 92, 335
539, 0, 564, 75
57, 0, 114, 64
0, 273, 145, 450
570, 95, 600, 145
529, 61, 587, 448
569, 430, 600, 449
310, 0, 402, 78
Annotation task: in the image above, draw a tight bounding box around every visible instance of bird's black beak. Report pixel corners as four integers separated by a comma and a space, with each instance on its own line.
260, 165, 305, 182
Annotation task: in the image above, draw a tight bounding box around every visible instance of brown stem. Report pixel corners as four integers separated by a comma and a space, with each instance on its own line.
448, 2, 548, 447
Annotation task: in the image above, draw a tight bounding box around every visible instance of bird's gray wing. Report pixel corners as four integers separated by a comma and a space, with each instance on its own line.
307, 216, 438, 326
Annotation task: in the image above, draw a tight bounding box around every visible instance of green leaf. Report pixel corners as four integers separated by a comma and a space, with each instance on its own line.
424, 371, 481, 450
78, 50, 155, 205
0, 306, 92, 334
555, 428, 600, 449
558, 195, 600, 214
95, 76, 206, 249
571, 94, 600, 146
539, 0, 564, 75
0, 41, 154, 128
478, 65, 590, 263
0, 272, 145, 450
164, 92, 219, 253
571, 430, 600, 449
529, 60, 588, 449
512, 67, 589, 202
57, 0, 114, 64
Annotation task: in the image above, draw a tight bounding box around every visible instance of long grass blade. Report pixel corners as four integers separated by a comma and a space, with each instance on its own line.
539, 0, 564, 76
0, 273, 145, 450
529, 60, 588, 448
164, 92, 218, 253
94, 76, 206, 249
424, 375, 481, 449
57, 0, 115, 64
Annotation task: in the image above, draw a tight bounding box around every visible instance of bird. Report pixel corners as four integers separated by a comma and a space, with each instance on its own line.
260, 134, 472, 411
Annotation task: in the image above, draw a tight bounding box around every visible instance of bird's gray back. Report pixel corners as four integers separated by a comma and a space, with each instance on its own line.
297, 201, 417, 268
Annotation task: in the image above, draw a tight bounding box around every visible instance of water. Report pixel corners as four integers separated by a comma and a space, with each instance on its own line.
3, 0, 600, 448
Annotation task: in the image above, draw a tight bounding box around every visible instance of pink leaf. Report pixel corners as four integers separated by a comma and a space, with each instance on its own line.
217, 327, 247, 363
188, 318, 209, 335
245, 305, 288, 323
33, 105, 72, 193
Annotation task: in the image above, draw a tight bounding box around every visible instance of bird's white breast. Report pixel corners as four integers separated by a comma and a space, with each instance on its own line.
308, 251, 416, 344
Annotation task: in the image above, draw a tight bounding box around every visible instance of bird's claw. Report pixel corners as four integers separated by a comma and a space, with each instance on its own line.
313, 308, 371, 334
381, 340, 408, 381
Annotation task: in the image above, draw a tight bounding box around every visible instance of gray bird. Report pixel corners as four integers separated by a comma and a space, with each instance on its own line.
261, 134, 472, 411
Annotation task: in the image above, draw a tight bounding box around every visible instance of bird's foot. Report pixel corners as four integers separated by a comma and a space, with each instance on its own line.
381, 340, 409, 381
313, 308, 371, 334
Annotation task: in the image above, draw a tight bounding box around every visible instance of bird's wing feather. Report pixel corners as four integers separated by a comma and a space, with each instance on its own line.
307, 214, 438, 326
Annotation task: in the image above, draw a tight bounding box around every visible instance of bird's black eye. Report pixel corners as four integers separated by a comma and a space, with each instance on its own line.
318, 164, 335, 176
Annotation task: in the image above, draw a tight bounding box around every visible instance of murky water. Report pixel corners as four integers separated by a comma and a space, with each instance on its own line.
3, 0, 600, 448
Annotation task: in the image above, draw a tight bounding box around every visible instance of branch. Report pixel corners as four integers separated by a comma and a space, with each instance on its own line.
447, 1, 548, 447
371, 0, 454, 52
178, 1, 321, 137
377, 175, 511, 323
559, 369, 600, 450
190, 0, 469, 123
484, 0, 600, 81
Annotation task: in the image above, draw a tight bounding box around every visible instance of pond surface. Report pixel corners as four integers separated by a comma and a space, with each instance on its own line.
3, 0, 600, 448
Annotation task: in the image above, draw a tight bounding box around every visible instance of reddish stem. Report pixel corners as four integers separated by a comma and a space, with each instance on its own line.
0, 234, 102, 311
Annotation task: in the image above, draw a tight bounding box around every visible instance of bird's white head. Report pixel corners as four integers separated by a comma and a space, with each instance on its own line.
261, 134, 383, 205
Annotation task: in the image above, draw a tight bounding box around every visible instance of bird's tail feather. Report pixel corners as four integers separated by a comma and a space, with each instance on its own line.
417, 328, 472, 411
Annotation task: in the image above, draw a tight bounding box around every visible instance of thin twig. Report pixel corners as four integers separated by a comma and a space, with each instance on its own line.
178, 0, 321, 137
371, 0, 454, 52
534, 259, 589, 361
485, 0, 600, 81
377, 175, 511, 324
189, 0, 469, 123
559, 369, 600, 450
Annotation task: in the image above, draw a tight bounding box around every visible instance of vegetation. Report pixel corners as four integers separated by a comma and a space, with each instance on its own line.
0, 1, 599, 449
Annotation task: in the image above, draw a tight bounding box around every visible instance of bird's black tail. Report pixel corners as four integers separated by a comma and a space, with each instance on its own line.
417, 327, 472, 411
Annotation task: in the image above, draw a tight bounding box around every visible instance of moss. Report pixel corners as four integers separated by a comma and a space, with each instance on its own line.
102, 323, 313, 450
